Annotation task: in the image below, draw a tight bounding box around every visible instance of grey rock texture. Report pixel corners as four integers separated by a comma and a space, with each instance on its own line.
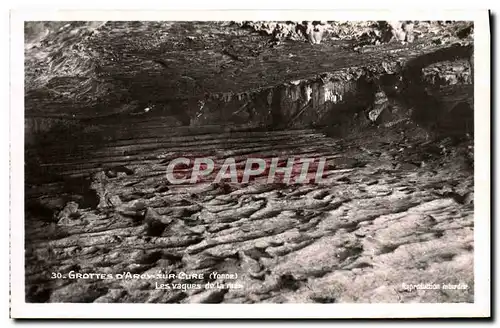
24, 21, 472, 133
25, 122, 473, 303
24, 20, 474, 304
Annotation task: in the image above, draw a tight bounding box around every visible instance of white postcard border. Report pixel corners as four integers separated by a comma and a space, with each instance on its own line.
10, 9, 491, 318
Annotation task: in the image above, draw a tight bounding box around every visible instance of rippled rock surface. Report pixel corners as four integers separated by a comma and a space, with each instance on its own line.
25, 119, 473, 303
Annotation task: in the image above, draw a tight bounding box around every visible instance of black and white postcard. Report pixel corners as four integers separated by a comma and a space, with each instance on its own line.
10, 9, 491, 319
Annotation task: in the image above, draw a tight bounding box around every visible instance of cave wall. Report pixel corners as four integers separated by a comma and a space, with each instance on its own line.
24, 21, 474, 145
189, 75, 373, 129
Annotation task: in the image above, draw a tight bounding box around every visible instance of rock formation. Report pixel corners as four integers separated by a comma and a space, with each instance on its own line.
24, 20, 475, 304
